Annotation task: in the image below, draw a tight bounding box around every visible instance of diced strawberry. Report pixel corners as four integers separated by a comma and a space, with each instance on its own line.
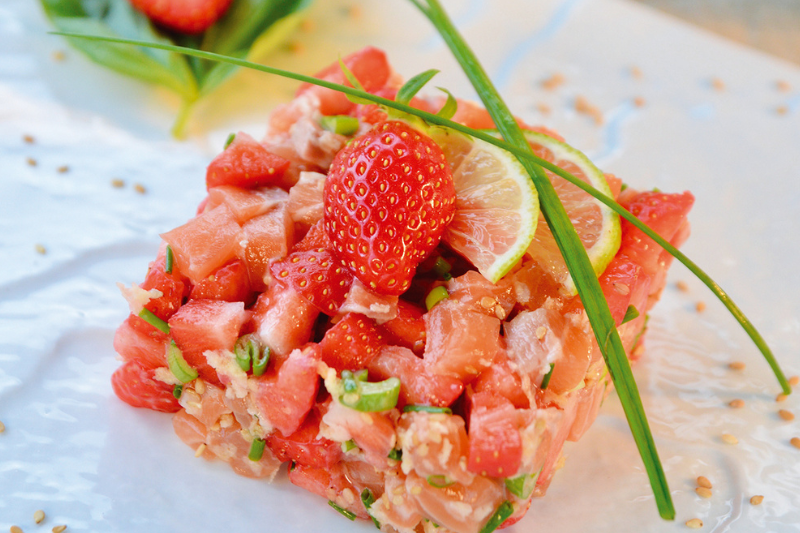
287, 171, 326, 236
205, 185, 288, 224
338, 278, 398, 323
254, 346, 321, 436
111, 360, 180, 413
140, 244, 186, 321
378, 300, 426, 354
206, 132, 291, 190
129, 0, 233, 34
297, 46, 395, 116
467, 391, 522, 478
237, 202, 294, 292
270, 247, 353, 316
168, 299, 247, 385
368, 346, 463, 408
265, 408, 342, 469
324, 121, 457, 295
288, 462, 369, 520
113, 315, 169, 369
249, 284, 319, 357
319, 313, 384, 372
423, 299, 501, 381
189, 259, 251, 303
472, 351, 530, 409
161, 204, 242, 284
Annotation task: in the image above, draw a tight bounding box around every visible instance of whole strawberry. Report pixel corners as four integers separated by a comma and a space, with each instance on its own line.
324, 121, 456, 295
129, 0, 233, 35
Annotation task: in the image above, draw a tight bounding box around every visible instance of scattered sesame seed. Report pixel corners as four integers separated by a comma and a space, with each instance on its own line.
776, 393, 788, 403
630, 66, 643, 79
721, 433, 738, 445
676, 280, 689, 292
789, 376, 799, 387
11, 526, 23, 533
728, 399, 745, 409
790, 437, 800, 449
696, 476, 712, 489
728, 361, 746, 371
750, 495, 764, 505
35, 244, 47, 255
52, 50, 66, 62
26, 157, 37, 167
776, 105, 789, 116
541, 72, 565, 90
633, 96, 646, 107
57, 165, 69, 173
776, 80, 791, 92
23, 134, 35, 144
194, 443, 207, 457
111, 178, 125, 188
712, 77, 725, 91
778, 409, 795, 421
575, 95, 603, 124
0, 420, 5, 432
133, 183, 147, 194
34, 510, 45, 524
300, 18, 315, 32
52, 527, 67, 533
695, 301, 706, 313
535, 326, 547, 340
536, 102, 551, 115
695, 487, 712, 499
685, 518, 703, 529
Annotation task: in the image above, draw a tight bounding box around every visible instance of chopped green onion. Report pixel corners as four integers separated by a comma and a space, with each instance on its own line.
328, 501, 356, 521
340, 377, 401, 412
425, 285, 449, 310
504, 470, 540, 499
248, 438, 266, 461
224, 132, 235, 149
166, 340, 198, 383
341, 439, 358, 452
426, 474, 455, 488
165, 245, 174, 274
353, 369, 369, 382
388, 448, 402, 461
320, 115, 360, 136
432, 256, 452, 278
360, 488, 381, 529
479, 501, 514, 533
252, 345, 270, 377
234, 333, 261, 372
622, 305, 640, 325
172, 384, 183, 399
138, 308, 169, 334
540, 364, 554, 390
403, 405, 452, 415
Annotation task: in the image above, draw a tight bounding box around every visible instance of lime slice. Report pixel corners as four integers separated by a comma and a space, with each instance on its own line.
430, 128, 539, 283
521, 131, 621, 294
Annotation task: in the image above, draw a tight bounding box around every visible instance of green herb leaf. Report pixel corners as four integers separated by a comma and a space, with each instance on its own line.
166, 340, 199, 383
396, 69, 439, 105
479, 501, 514, 533
248, 437, 266, 461
426, 474, 455, 488
540, 364, 554, 390
138, 308, 170, 334
328, 501, 356, 521
622, 305, 640, 325
320, 115, 360, 136
360, 488, 381, 529
435, 87, 458, 120
165, 245, 174, 274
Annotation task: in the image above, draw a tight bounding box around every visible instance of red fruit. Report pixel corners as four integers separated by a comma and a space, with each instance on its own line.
206, 132, 291, 190
270, 247, 353, 316
467, 392, 522, 478
140, 245, 186, 321
378, 300, 427, 354
111, 360, 180, 413
189, 259, 251, 302
113, 315, 169, 369
368, 346, 463, 408
319, 313, 384, 372
324, 121, 457, 295
129, 0, 233, 35
265, 408, 342, 469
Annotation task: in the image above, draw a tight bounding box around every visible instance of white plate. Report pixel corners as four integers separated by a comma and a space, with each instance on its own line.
1, 0, 799, 531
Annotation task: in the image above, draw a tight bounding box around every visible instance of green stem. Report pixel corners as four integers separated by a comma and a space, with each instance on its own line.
171, 95, 197, 139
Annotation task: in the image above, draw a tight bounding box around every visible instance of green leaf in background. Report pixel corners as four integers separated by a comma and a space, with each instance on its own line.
40, 0, 313, 137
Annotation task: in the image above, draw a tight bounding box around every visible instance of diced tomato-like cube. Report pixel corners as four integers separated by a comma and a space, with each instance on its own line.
368, 346, 463, 408
113, 314, 169, 369
237, 203, 294, 292
265, 408, 342, 469
206, 132, 291, 190
140, 244, 186, 321
320, 400, 396, 470
319, 313, 384, 372
288, 462, 368, 520
467, 391, 522, 478
189, 259, 252, 303
249, 284, 319, 358
111, 360, 181, 413
472, 351, 530, 409
254, 345, 321, 436
296, 46, 395, 116
168, 299, 248, 385
379, 300, 426, 354
205, 185, 289, 225
161, 204, 242, 284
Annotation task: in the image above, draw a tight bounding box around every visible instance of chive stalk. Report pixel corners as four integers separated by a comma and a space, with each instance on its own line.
234, 333, 262, 372
425, 286, 449, 310
138, 308, 169, 334
172, 384, 183, 400
426, 474, 455, 488
340, 376, 401, 412
166, 340, 198, 383
328, 501, 356, 521
540, 364, 554, 390
478, 501, 514, 533
403, 405, 452, 415
320, 115, 360, 136
165, 245, 174, 274
622, 305, 640, 325
504, 470, 540, 499
248, 438, 266, 461
360, 488, 381, 529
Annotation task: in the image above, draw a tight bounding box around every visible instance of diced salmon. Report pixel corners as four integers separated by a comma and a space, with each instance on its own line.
472, 350, 530, 409
397, 411, 473, 486
447, 270, 515, 319
265, 407, 342, 469
287, 171, 326, 236
288, 462, 370, 520
237, 202, 294, 292
368, 346, 463, 408
113, 314, 169, 369
338, 278, 399, 323
320, 400, 397, 470
206, 185, 288, 224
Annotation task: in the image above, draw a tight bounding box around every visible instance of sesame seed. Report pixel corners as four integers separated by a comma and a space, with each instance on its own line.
776, 106, 789, 116
750, 495, 764, 505
630, 66, 643, 79
109, 178, 125, 187
685, 518, 703, 529
728, 361, 746, 371
11, 526, 23, 533
712, 77, 725, 91
537, 102, 551, 114
57, 165, 69, 173
34, 510, 45, 523
52, 527, 67, 533
27, 157, 37, 166
728, 399, 745, 409
789, 376, 799, 387
535, 326, 547, 340
541, 72, 565, 90
52, 50, 66, 61
23, 134, 35, 144
778, 409, 795, 421
676, 280, 689, 292
695, 301, 706, 312
194, 379, 206, 395
633, 96, 646, 107
695, 487, 712, 499
696, 476, 712, 489
790, 437, 800, 449
0, 420, 5, 433
194, 443, 207, 457
133, 183, 146, 194
776, 393, 788, 403
721, 433, 738, 445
